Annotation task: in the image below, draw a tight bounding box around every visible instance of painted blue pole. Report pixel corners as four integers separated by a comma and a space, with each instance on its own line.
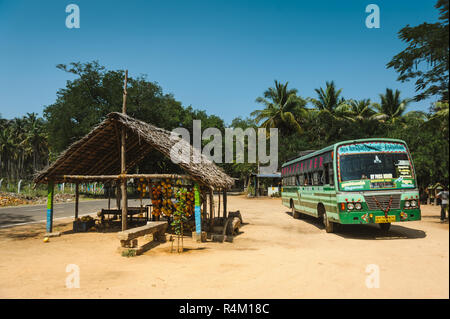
194, 183, 201, 235
46, 182, 54, 233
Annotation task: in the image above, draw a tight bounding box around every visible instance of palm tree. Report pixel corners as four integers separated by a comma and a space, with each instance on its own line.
308, 81, 349, 143
309, 81, 346, 117
251, 80, 307, 134
337, 99, 375, 122
372, 89, 411, 124
21, 113, 48, 172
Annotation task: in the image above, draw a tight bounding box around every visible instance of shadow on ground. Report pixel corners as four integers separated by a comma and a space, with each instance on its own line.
284, 211, 426, 240
0, 213, 35, 228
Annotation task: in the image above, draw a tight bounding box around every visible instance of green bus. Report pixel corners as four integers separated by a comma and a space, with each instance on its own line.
281, 138, 421, 233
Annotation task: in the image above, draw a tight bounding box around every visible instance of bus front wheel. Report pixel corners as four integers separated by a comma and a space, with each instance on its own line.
324, 214, 335, 233
319, 205, 335, 233
379, 223, 391, 232
292, 202, 301, 219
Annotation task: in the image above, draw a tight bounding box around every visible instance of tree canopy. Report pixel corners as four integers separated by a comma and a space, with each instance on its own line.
387, 0, 449, 101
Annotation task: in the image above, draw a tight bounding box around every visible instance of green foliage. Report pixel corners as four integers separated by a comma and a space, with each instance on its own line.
171, 187, 188, 235
372, 88, 411, 125
251, 80, 307, 135
121, 249, 136, 258
0, 113, 48, 180
388, 104, 449, 189
387, 0, 449, 101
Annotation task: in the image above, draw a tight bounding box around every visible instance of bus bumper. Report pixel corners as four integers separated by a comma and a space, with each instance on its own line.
338, 208, 421, 224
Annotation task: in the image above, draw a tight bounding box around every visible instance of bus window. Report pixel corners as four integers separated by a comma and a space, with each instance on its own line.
319, 170, 325, 185
324, 164, 330, 184
313, 172, 319, 185
329, 167, 334, 186
299, 174, 304, 185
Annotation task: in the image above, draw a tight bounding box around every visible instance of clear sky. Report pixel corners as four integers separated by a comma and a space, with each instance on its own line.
0, 0, 440, 124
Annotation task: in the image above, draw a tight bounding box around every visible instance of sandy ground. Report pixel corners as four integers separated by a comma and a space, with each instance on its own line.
0, 195, 448, 299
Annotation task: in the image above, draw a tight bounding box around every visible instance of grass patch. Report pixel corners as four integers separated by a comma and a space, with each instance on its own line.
121, 249, 137, 257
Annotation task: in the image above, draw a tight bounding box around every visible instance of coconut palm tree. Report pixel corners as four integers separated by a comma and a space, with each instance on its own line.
251, 80, 307, 134
337, 99, 375, 122
372, 88, 411, 124
20, 113, 48, 172
309, 81, 347, 117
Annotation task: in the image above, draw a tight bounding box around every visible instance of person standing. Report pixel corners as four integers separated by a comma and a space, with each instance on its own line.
437, 186, 449, 222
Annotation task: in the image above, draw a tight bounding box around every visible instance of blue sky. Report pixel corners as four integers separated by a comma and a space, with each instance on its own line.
0, 0, 440, 124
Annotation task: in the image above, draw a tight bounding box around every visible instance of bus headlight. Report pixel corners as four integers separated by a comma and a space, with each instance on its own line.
347, 203, 354, 210
410, 200, 417, 207
404, 200, 411, 208
355, 203, 362, 210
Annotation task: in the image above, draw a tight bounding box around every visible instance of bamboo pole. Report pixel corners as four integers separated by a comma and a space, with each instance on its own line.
107, 182, 111, 210
202, 191, 207, 223
116, 182, 121, 210
223, 189, 227, 219
217, 189, 221, 221
57, 173, 198, 182
121, 70, 128, 231
209, 189, 214, 228
75, 182, 79, 220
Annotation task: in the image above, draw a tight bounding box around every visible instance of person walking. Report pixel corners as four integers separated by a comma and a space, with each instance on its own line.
437, 186, 449, 222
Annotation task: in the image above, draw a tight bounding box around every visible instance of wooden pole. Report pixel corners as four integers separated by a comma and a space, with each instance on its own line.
56, 173, 197, 182
223, 189, 227, 219
202, 191, 207, 223
217, 189, 221, 221
121, 70, 128, 231
75, 182, 79, 220
116, 182, 121, 209
209, 189, 214, 228
107, 182, 111, 210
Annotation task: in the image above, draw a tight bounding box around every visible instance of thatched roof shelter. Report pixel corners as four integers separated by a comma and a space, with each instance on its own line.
34, 112, 234, 189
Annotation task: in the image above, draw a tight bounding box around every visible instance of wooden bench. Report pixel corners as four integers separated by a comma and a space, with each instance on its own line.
117, 221, 168, 256
99, 206, 150, 222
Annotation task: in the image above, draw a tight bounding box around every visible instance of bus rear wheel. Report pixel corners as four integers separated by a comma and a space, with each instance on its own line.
379, 223, 391, 232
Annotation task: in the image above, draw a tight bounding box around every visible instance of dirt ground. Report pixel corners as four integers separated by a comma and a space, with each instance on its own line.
0, 195, 448, 299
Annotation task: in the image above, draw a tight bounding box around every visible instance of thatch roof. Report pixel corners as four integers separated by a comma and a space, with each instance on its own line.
34, 112, 234, 189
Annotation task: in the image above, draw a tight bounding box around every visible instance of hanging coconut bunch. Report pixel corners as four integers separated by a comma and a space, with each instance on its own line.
151, 179, 177, 217
184, 188, 195, 216
137, 178, 148, 198
151, 181, 162, 217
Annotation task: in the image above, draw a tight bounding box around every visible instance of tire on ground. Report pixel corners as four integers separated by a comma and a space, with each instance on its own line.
319, 203, 335, 233
291, 200, 301, 219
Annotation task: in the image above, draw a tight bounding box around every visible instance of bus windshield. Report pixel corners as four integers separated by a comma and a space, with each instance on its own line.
339, 152, 412, 182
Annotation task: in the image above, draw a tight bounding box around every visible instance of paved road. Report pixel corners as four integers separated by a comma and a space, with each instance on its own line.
0, 199, 148, 228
